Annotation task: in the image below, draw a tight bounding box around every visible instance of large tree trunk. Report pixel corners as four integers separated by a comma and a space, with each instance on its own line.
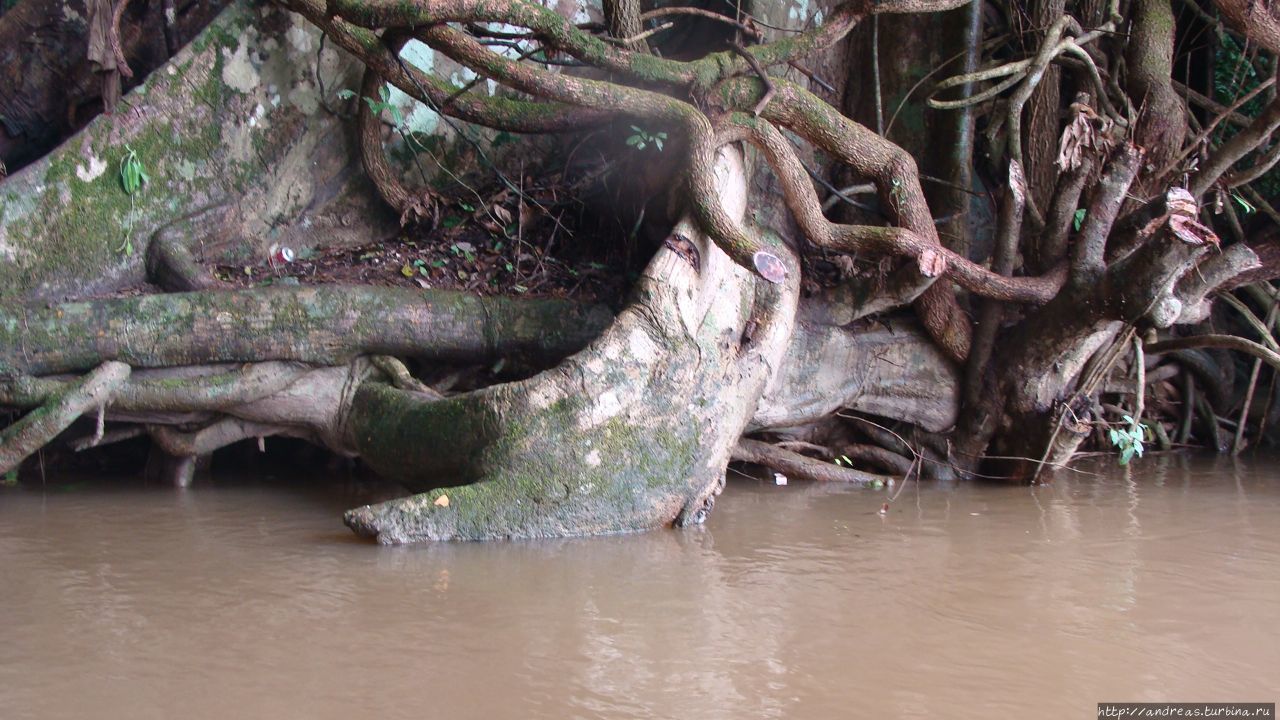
0, 0, 384, 303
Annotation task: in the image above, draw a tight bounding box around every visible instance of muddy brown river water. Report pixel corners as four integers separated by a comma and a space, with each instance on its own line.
2, 454, 1277, 719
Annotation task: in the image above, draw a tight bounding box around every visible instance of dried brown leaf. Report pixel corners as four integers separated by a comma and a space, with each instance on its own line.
1168, 214, 1220, 246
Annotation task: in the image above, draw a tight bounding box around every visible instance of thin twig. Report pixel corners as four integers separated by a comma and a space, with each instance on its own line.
639, 7, 761, 40
731, 42, 775, 115
1233, 288, 1280, 452
872, 14, 883, 134
603, 22, 675, 46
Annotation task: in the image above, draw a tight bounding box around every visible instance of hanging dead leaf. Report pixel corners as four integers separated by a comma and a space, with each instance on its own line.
434, 494, 450, 507
1057, 111, 1094, 172
491, 204, 513, 225
1057, 100, 1114, 172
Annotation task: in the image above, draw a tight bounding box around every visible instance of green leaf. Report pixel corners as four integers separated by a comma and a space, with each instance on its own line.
1109, 429, 1122, 445
120, 149, 146, 195
1232, 193, 1256, 214
442, 216, 463, 228
336, 89, 356, 100
626, 135, 642, 147
1120, 446, 1135, 465
1073, 208, 1087, 232
654, 137, 664, 151
389, 106, 405, 128
379, 84, 391, 103
459, 202, 476, 212
401, 263, 416, 277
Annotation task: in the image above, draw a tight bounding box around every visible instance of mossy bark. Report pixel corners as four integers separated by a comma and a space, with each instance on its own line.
342, 149, 804, 542
0, 286, 612, 375
0, 0, 383, 303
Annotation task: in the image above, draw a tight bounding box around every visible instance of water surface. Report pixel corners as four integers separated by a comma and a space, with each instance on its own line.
2, 454, 1277, 719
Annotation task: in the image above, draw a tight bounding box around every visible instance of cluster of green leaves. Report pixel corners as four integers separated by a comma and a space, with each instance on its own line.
117, 145, 149, 256
1213, 35, 1280, 197
626, 126, 667, 152
338, 85, 405, 127
1214, 35, 1267, 118
1108, 415, 1147, 466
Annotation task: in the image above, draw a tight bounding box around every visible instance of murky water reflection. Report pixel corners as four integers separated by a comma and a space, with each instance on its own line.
2, 454, 1277, 719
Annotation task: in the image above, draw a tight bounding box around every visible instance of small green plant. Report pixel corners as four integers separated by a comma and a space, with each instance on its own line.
2, 469, 17, 487
1073, 208, 1087, 231
117, 145, 149, 255
339, 85, 404, 127
1108, 415, 1147, 466
401, 259, 430, 278
1231, 192, 1256, 214
833, 454, 853, 467
450, 242, 476, 263
626, 125, 666, 152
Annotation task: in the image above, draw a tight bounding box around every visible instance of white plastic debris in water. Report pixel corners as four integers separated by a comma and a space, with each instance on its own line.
773, 472, 788, 486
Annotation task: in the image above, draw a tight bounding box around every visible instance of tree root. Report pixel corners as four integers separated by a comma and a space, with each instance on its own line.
148, 418, 294, 457
732, 438, 897, 485
838, 442, 916, 475
369, 356, 440, 398
2, 362, 311, 413
0, 287, 611, 375
145, 206, 232, 292
0, 362, 131, 474
341, 147, 803, 542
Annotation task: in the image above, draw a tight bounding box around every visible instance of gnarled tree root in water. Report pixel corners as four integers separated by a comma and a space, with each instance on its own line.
342, 148, 803, 542
0, 362, 131, 474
